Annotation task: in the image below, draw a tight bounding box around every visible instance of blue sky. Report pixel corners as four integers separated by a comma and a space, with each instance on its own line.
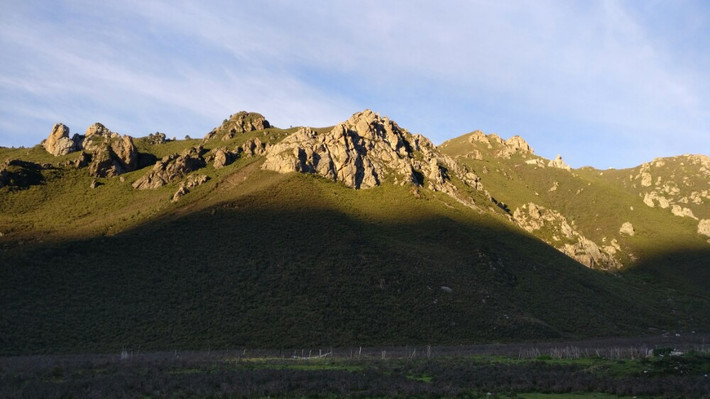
1, 0, 708, 168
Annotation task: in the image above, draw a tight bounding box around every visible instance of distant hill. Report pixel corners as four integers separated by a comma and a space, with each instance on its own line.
1, 110, 708, 355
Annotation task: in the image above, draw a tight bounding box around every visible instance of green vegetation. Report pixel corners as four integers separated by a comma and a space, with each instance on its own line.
1, 121, 709, 357
2, 349, 708, 398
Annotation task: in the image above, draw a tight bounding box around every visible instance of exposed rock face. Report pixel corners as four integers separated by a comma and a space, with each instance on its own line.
698, 219, 710, 238
504, 136, 533, 153
513, 202, 621, 269
619, 222, 635, 236
85, 122, 112, 139
83, 127, 138, 178
212, 148, 231, 169
43, 123, 81, 156
172, 174, 209, 202
205, 111, 270, 141
671, 205, 697, 219
548, 155, 571, 171
239, 137, 269, 157
262, 110, 481, 194
132, 146, 206, 190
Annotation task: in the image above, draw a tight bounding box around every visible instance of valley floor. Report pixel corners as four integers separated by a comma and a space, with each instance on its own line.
3, 335, 709, 398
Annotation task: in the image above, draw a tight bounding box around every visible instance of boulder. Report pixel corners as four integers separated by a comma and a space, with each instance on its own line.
132, 146, 206, 190
698, 219, 710, 238
619, 222, 635, 236
43, 123, 81, 156
213, 148, 231, 169
171, 174, 209, 202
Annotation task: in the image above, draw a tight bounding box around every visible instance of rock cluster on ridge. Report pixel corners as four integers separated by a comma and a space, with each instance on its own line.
132, 146, 206, 190
40, 122, 139, 178
204, 111, 271, 141
261, 110, 482, 195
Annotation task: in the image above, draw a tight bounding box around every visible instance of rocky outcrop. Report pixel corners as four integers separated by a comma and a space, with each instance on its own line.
497, 135, 534, 158
172, 174, 209, 202
548, 155, 571, 171
239, 137, 269, 157
513, 202, 622, 269
204, 111, 270, 141
132, 146, 206, 190
262, 110, 481, 194
643, 191, 670, 208
146, 132, 168, 145
42, 123, 81, 156
671, 205, 697, 219
82, 125, 138, 178
698, 219, 710, 238
212, 148, 231, 169
619, 222, 635, 236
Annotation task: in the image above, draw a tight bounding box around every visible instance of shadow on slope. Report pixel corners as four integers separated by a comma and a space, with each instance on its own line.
0, 195, 681, 355
622, 247, 710, 329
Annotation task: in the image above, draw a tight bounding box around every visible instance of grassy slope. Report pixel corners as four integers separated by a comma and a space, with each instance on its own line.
440, 133, 710, 326
0, 128, 705, 355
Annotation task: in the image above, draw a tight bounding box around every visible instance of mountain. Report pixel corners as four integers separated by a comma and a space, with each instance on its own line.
1, 110, 708, 355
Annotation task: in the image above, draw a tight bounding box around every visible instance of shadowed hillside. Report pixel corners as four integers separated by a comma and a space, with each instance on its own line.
1, 110, 708, 355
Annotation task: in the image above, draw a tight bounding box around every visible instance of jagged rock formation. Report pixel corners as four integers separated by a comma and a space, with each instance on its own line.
513, 202, 622, 269
132, 146, 206, 190
42, 123, 81, 156
204, 111, 270, 141
212, 148, 231, 169
87, 134, 138, 178
40, 122, 138, 177
79, 124, 138, 178
498, 135, 534, 158
172, 174, 209, 202
548, 155, 571, 170
262, 110, 481, 195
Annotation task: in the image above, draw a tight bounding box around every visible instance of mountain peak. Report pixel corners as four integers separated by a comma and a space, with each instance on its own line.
261, 111, 482, 196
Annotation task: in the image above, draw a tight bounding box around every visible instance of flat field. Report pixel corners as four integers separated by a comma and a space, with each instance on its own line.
2, 335, 709, 398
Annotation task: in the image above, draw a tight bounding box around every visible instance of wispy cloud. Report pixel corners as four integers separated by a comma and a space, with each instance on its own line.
0, 0, 707, 168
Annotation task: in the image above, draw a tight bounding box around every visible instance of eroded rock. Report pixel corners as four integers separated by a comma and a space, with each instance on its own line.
42, 123, 81, 156
172, 174, 209, 202
619, 222, 635, 236
132, 146, 206, 189
205, 111, 270, 141
262, 110, 480, 195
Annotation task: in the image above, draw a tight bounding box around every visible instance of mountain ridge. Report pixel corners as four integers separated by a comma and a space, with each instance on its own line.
1, 109, 708, 354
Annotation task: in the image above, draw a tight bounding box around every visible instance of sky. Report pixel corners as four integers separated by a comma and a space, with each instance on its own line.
0, 0, 708, 169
